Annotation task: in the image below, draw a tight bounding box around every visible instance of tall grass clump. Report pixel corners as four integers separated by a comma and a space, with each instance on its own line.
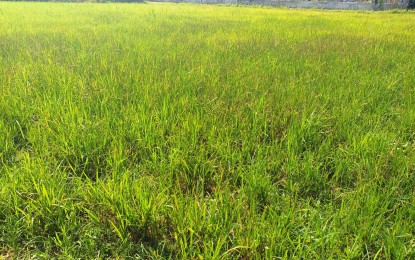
1, 2, 415, 258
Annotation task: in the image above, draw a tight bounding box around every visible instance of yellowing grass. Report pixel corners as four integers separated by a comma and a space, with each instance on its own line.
1, 2, 415, 258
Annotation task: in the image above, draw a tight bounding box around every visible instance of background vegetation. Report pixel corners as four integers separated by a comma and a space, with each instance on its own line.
1, 2, 415, 258
1, 0, 143, 3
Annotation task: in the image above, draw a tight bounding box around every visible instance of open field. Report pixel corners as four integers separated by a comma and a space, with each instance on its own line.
1, 2, 415, 258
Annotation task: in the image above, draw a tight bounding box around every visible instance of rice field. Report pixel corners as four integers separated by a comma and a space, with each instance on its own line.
1, 2, 415, 258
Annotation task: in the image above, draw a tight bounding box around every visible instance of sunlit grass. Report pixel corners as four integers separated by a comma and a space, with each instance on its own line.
1, 2, 415, 258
